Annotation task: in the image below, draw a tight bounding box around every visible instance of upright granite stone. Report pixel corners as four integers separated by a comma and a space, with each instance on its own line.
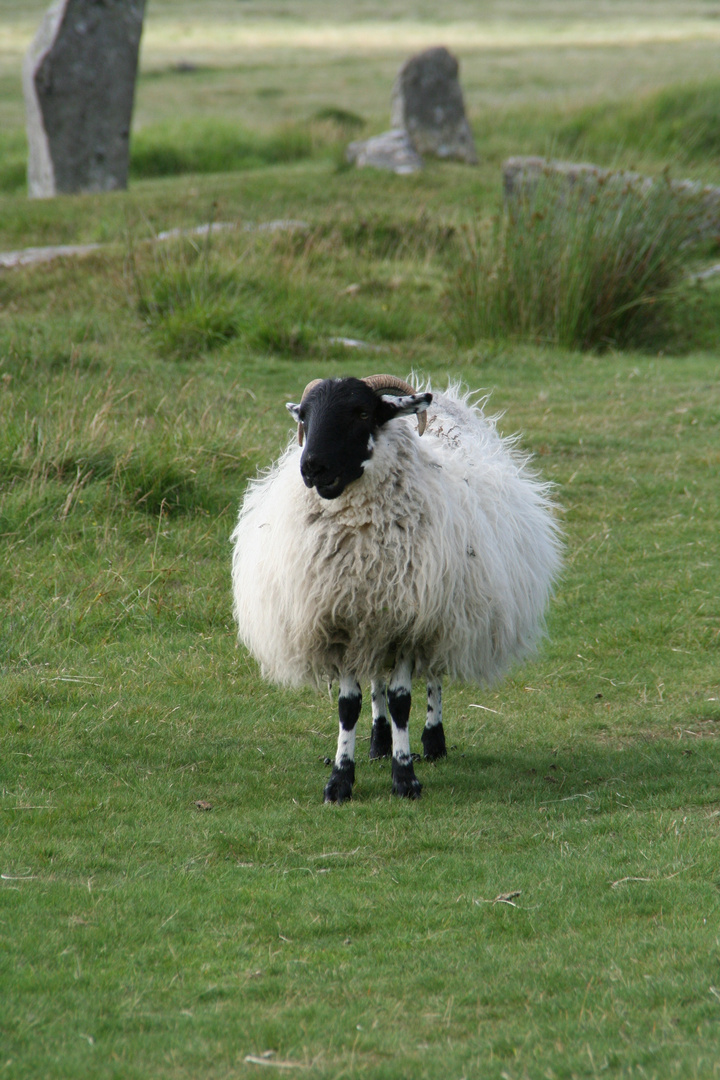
391, 46, 478, 164
23, 0, 146, 198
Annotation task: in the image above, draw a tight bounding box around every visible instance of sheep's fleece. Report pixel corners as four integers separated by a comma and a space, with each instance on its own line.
231, 382, 561, 688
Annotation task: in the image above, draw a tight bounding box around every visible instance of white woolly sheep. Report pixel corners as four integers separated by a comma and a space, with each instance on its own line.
231, 375, 561, 802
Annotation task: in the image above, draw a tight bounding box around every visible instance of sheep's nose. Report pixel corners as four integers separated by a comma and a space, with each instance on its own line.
300, 453, 326, 487
301, 453, 343, 497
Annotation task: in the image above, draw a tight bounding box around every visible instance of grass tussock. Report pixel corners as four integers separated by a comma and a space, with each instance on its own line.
558, 80, 720, 170
129, 234, 326, 360
311, 106, 365, 131
451, 176, 710, 351
130, 119, 313, 180
128, 106, 371, 184
128, 218, 450, 360
133, 249, 247, 359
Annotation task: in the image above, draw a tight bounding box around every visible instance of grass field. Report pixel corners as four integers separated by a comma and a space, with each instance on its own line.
1, 3, 720, 1078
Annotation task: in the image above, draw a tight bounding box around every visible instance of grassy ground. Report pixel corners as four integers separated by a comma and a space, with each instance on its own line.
2, 3, 720, 1078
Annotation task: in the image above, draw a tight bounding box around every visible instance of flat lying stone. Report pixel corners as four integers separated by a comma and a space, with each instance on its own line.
345, 128, 423, 175
0, 243, 101, 268
156, 220, 309, 240
0, 220, 311, 271
155, 222, 239, 241
503, 156, 651, 198
327, 337, 383, 351
503, 156, 720, 237
693, 262, 720, 281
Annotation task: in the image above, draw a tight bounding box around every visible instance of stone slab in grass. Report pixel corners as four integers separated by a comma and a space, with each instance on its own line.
345, 128, 423, 175
503, 155, 720, 238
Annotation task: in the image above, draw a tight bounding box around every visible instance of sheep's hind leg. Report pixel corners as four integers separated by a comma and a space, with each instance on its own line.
422, 679, 446, 760
324, 676, 361, 804
369, 678, 392, 759
388, 659, 422, 799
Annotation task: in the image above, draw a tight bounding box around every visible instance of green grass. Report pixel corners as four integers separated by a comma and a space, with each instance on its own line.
0, 129, 26, 194
2, 4, 720, 1077
3, 223, 719, 1080
557, 81, 720, 171
129, 119, 315, 181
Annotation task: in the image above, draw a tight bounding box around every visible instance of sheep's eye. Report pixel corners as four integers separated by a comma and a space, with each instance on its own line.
358, 410, 370, 421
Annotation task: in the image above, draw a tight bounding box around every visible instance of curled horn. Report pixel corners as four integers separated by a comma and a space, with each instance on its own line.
362, 374, 428, 436
295, 378, 323, 445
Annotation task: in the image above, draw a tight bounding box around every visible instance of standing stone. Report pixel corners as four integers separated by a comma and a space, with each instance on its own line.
391, 46, 478, 164
23, 0, 146, 198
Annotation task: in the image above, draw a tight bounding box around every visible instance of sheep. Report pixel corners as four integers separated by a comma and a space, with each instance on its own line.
231, 374, 561, 803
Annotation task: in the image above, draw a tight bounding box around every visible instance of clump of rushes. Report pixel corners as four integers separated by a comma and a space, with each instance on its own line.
451, 175, 705, 351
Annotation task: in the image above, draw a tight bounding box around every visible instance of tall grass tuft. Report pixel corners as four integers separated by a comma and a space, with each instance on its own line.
130, 235, 246, 359
129, 232, 327, 359
451, 177, 705, 351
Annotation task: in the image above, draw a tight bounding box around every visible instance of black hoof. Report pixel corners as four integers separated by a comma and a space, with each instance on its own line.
324, 762, 355, 804
391, 759, 422, 799
369, 717, 392, 759
422, 722, 447, 761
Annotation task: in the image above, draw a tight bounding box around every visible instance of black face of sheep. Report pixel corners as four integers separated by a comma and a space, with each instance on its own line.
287, 377, 432, 500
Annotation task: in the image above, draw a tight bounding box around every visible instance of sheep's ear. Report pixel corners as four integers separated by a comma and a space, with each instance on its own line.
286, 402, 304, 445
379, 392, 432, 434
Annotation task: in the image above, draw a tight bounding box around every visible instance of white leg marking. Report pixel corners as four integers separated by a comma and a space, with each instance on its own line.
371, 678, 387, 721
426, 680, 443, 729
336, 727, 356, 766
388, 657, 413, 765
336, 675, 361, 766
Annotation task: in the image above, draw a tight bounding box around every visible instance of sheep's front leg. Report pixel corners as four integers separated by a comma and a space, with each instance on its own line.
324, 676, 361, 804
388, 659, 422, 799
421, 679, 446, 760
369, 678, 392, 759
